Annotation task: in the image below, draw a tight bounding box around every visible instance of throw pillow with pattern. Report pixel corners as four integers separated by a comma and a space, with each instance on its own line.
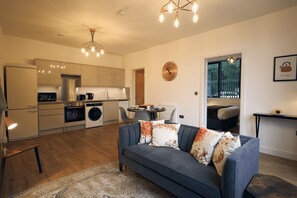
151, 123, 181, 149
212, 132, 241, 176
190, 128, 224, 165
139, 120, 165, 144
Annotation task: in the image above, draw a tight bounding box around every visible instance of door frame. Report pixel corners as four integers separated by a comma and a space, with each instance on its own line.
200, 51, 246, 133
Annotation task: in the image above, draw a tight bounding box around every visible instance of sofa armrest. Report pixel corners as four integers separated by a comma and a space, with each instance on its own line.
221, 137, 260, 198
118, 123, 141, 165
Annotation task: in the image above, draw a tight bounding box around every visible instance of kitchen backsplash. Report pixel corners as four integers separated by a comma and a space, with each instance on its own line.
38, 86, 128, 100
77, 87, 128, 100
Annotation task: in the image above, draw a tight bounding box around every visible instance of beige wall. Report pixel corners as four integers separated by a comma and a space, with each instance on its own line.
124, 6, 297, 160
0, 34, 123, 68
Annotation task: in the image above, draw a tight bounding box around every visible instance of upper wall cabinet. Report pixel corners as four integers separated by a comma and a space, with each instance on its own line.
35, 59, 62, 86
61, 62, 81, 76
81, 65, 101, 87
82, 65, 125, 87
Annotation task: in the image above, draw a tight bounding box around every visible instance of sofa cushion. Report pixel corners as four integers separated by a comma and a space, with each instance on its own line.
124, 144, 221, 198
139, 120, 165, 144
190, 128, 224, 165
151, 123, 181, 149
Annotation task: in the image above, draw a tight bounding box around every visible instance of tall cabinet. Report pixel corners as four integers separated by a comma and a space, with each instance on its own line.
4, 65, 38, 140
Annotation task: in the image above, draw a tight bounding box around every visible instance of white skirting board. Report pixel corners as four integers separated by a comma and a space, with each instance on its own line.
158, 104, 178, 123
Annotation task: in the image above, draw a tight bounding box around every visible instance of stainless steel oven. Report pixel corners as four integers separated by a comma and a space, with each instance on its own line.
64, 102, 85, 123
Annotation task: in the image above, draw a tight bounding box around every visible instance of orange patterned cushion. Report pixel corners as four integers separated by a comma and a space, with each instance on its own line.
139, 120, 164, 144
212, 132, 241, 175
190, 128, 224, 165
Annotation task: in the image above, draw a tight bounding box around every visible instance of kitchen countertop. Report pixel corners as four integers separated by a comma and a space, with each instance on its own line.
38, 98, 129, 105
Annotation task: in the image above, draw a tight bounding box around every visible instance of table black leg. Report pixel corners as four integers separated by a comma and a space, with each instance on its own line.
0, 158, 6, 195
34, 147, 43, 173
255, 116, 261, 138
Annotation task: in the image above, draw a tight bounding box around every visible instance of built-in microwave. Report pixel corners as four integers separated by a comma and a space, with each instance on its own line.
38, 92, 57, 102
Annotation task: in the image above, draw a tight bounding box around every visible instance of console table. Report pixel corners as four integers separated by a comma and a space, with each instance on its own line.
253, 113, 297, 138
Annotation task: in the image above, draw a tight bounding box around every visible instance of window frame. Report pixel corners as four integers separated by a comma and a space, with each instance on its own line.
207, 58, 241, 99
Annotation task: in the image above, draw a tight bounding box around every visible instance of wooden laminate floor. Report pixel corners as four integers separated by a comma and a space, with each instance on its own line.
1, 123, 297, 197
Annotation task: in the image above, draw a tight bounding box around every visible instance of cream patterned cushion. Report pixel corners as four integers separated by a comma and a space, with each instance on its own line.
212, 132, 241, 176
139, 120, 165, 144
190, 128, 224, 165
151, 123, 181, 149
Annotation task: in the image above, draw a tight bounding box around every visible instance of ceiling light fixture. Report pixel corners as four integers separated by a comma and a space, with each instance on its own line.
159, 0, 199, 28
81, 29, 104, 58
227, 56, 237, 64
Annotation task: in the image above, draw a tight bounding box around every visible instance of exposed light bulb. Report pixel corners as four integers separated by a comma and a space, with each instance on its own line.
174, 17, 179, 28
81, 48, 85, 53
193, 13, 198, 23
85, 52, 89, 57
100, 49, 105, 55
96, 52, 100, 58
192, 1, 198, 13
168, 1, 174, 13
91, 46, 95, 52
159, 12, 164, 23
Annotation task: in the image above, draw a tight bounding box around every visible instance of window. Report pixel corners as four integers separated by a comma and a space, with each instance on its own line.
207, 59, 241, 98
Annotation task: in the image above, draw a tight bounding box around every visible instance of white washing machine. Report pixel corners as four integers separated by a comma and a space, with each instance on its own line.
85, 102, 103, 128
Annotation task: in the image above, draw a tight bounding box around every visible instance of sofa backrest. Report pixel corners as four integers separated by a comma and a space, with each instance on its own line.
178, 124, 200, 152
177, 124, 253, 152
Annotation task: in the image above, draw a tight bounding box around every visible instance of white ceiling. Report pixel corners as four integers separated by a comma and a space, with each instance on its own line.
0, 0, 297, 56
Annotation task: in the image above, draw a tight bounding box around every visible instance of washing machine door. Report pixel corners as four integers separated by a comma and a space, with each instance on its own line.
88, 107, 102, 121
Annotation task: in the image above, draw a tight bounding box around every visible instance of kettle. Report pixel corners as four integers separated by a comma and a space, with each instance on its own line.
86, 93, 94, 100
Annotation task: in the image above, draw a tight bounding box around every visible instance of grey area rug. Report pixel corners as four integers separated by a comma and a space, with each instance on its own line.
14, 162, 173, 198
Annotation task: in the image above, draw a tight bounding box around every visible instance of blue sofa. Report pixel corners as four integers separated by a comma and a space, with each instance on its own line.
118, 123, 260, 198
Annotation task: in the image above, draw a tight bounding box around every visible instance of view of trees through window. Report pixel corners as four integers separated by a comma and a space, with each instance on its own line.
207, 59, 241, 98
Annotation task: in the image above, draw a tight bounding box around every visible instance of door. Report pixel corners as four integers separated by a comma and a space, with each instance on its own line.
7, 109, 38, 140
135, 69, 144, 105
5, 66, 37, 109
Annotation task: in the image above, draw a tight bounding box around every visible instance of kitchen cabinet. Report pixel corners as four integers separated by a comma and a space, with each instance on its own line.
39, 103, 64, 135
103, 101, 119, 124
5, 65, 38, 140
61, 62, 81, 76
35, 59, 62, 86
82, 65, 125, 87
81, 65, 100, 87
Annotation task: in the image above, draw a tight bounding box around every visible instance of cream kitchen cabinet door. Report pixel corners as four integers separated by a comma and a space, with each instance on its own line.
61, 62, 81, 76
111, 68, 125, 87
35, 59, 62, 86
7, 109, 38, 140
81, 65, 100, 86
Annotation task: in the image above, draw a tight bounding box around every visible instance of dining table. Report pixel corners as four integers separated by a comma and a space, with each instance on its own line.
127, 106, 166, 122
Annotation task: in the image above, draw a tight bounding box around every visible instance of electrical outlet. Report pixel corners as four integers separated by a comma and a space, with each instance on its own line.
179, 115, 184, 119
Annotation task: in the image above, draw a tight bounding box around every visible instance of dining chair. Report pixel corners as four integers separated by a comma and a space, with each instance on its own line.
134, 111, 150, 122
119, 107, 134, 124
168, 108, 176, 123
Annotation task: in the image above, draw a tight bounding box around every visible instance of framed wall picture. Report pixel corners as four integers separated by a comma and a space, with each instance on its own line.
273, 54, 297, 81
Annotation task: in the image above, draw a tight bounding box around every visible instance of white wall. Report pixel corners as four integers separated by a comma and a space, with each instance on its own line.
124, 6, 297, 160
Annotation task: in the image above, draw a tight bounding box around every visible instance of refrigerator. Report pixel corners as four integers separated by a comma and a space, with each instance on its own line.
4, 64, 38, 140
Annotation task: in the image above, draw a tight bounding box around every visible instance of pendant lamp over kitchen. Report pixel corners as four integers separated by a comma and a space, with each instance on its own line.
159, 0, 199, 28
81, 29, 105, 58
